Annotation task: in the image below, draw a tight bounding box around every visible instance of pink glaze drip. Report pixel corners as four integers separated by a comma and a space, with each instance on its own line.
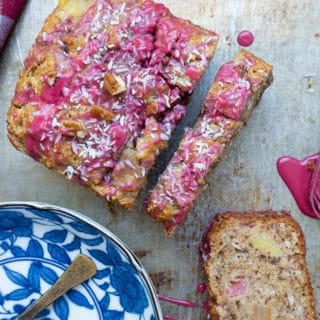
277, 153, 320, 219
25, 104, 60, 161
164, 316, 186, 320
158, 295, 203, 309
197, 283, 207, 293
205, 61, 253, 121
40, 76, 71, 104
13, 88, 34, 106
215, 62, 241, 84
158, 289, 209, 319
237, 30, 254, 47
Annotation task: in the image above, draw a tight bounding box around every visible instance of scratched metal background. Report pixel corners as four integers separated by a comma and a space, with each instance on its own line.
0, 1, 319, 319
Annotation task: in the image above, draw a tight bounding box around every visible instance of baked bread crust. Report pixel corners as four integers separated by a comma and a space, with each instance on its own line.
201, 211, 317, 319
7, 0, 218, 205
144, 50, 273, 235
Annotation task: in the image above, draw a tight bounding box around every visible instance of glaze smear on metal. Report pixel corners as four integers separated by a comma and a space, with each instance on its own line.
237, 30, 254, 46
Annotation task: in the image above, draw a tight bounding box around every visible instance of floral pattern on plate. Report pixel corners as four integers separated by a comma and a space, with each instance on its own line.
0, 203, 161, 320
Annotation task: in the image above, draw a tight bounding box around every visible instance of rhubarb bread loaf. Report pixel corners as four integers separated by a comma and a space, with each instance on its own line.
7, 0, 218, 207
144, 50, 273, 235
201, 212, 317, 320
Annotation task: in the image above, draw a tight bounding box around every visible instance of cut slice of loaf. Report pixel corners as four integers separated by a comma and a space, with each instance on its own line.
6, 0, 218, 205
144, 50, 273, 235
101, 104, 186, 209
201, 211, 317, 320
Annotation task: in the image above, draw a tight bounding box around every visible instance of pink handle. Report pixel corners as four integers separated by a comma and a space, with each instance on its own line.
0, 0, 26, 50
309, 153, 320, 218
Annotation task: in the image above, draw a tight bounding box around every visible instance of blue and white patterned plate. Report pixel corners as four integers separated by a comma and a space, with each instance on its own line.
0, 202, 162, 320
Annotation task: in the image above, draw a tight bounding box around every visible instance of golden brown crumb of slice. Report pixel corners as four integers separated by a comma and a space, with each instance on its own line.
203, 212, 317, 320
103, 72, 127, 96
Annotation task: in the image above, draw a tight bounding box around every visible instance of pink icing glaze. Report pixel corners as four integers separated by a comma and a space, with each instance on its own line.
108, 124, 128, 149
40, 77, 69, 104
17, 0, 217, 187
185, 67, 201, 82
106, 106, 186, 197
237, 30, 254, 47
199, 216, 217, 265
205, 61, 252, 120
25, 110, 57, 161
197, 283, 207, 293
215, 62, 241, 84
13, 88, 34, 106
277, 153, 320, 219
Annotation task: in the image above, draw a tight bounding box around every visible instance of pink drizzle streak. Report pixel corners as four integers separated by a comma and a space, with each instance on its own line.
164, 316, 186, 320
158, 295, 203, 308
158, 294, 205, 320
237, 30, 254, 47
277, 153, 320, 218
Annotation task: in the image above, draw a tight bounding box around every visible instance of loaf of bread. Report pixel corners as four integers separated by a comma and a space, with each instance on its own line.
7, 0, 218, 206
201, 211, 317, 319
144, 50, 273, 235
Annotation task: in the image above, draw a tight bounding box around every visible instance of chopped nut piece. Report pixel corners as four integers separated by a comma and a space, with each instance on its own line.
61, 120, 85, 132
103, 72, 126, 95
146, 101, 158, 116
90, 105, 116, 121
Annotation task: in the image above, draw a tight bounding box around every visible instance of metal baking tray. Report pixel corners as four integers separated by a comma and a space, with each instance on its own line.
0, 1, 319, 318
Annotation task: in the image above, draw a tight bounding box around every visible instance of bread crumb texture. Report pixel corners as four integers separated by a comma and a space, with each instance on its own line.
203, 212, 317, 320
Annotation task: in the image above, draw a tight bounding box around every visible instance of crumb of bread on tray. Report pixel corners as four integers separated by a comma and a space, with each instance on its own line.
144, 49, 273, 235
7, 0, 219, 207
201, 211, 317, 320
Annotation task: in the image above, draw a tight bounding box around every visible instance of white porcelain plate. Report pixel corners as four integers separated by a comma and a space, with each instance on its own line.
0, 202, 162, 320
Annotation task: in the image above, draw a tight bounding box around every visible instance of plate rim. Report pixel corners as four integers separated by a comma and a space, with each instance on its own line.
0, 201, 163, 320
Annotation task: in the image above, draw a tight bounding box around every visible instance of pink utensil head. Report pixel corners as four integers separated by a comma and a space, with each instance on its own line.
277, 152, 320, 219
309, 153, 320, 219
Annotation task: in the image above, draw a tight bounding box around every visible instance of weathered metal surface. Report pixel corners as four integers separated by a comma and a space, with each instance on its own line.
0, 1, 319, 319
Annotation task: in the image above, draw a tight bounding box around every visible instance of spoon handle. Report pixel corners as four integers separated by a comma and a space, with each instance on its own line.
17, 254, 97, 320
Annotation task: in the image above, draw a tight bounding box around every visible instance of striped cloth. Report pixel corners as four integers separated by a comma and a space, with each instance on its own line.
0, 0, 26, 50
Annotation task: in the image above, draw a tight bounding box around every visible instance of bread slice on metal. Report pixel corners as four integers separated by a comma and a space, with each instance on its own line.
201, 211, 317, 319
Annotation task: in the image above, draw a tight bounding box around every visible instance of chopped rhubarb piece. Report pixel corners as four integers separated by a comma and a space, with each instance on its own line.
226, 279, 247, 297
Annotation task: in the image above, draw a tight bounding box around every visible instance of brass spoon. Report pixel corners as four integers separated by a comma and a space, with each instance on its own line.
17, 254, 97, 320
